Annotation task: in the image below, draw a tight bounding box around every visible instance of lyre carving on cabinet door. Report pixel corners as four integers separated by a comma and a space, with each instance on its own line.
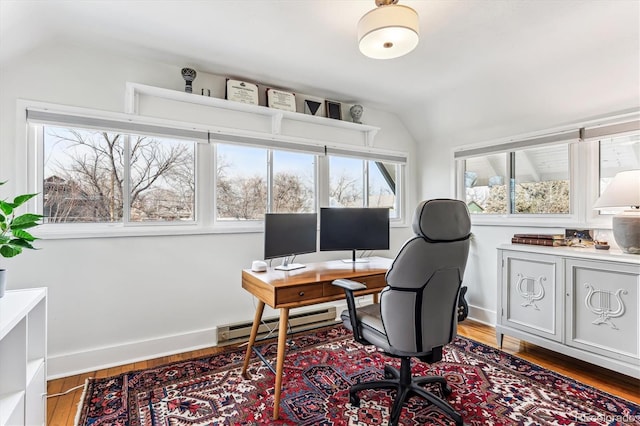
516, 273, 546, 310
516, 272, 547, 311
584, 284, 627, 330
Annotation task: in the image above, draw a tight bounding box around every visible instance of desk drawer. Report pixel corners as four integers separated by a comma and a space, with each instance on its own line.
277, 284, 324, 304
323, 274, 387, 297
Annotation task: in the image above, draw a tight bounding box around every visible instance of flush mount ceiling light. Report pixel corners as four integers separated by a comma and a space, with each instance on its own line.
358, 0, 419, 59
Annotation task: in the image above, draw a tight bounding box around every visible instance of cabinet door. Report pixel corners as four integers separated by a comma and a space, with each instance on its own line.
566, 259, 639, 365
501, 251, 562, 341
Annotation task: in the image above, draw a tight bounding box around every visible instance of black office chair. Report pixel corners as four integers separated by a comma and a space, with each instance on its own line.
333, 199, 471, 426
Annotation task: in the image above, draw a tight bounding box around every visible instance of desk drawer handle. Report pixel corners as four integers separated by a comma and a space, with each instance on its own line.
299, 291, 305, 296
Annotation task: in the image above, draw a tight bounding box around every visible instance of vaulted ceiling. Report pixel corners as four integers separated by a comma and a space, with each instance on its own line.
1, 0, 639, 145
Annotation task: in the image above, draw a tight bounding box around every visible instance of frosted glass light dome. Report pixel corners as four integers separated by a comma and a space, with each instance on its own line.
358, 3, 419, 59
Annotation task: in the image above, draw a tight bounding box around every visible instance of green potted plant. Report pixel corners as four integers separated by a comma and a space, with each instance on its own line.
0, 181, 42, 298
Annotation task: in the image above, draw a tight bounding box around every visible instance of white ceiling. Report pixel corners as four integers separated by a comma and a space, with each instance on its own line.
1, 0, 639, 144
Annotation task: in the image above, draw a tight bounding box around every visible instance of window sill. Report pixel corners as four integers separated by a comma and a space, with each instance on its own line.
36, 222, 262, 240
470, 214, 587, 229
36, 219, 409, 240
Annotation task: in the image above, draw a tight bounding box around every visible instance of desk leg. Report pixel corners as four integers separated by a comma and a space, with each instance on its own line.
373, 293, 379, 304
241, 300, 265, 380
273, 307, 290, 420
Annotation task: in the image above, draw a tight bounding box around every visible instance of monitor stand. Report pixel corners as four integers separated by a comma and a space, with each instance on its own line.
275, 256, 306, 271
341, 249, 370, 264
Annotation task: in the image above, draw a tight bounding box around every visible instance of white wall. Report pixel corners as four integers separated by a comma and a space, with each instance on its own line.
414, 94, 639, 328
0, 43, 418, 378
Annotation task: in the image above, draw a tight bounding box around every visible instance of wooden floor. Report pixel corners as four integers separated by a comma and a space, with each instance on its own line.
47, 320, 639, 425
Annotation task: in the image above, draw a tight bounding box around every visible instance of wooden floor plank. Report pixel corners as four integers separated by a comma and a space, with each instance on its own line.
49, 320, 640, 424
47, 373, 92, 426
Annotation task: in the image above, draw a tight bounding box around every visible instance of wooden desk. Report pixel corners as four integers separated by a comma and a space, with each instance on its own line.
241, 256, 392, 420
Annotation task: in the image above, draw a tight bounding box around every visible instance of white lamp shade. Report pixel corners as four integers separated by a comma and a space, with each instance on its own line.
593, 169, 640, 209
358, 4, 419, 59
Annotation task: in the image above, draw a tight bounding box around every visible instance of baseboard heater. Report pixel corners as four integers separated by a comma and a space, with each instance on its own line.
216, 306, 338, 345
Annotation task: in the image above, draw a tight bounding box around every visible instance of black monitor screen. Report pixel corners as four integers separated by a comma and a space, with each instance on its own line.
320, 208, 390, 252
264, 213, 317, 260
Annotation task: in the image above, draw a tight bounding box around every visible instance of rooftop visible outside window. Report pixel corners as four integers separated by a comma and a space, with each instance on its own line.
43, 125, 196, 224
464, 153, 508, 214
461, 143, 570, 216
368, 160, 398, 218
514, 144, 569, 214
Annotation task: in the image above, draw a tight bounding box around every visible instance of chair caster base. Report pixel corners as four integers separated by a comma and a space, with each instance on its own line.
442, 384, 452, 397
349, 392, 360, 407
384, 364, 398, 379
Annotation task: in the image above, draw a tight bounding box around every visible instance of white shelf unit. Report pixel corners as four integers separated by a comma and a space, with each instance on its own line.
125, 82, 381, 147
0, 288, 47, 426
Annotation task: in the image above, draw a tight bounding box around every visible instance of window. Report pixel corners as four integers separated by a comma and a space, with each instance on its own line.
328, 156, 401, 219
329, 156, 364, 207
215, 144, 316, 221
596, 133, 640, 215
25, 104, 407, 236
456, 115, 640, 225
272, 150, 315, 213
513, 144, 569, 214
368, 160, 398, 217
42, 125, 196, 224
216, 144, 267, 221
464, 153, 508, 214
462, 143, 570, 215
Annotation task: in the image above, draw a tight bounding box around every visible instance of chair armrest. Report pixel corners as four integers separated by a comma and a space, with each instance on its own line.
332, 278, 367, 292
332, 279, 367, 343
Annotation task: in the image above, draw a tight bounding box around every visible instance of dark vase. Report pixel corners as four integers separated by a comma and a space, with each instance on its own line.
181, 68, 197, 93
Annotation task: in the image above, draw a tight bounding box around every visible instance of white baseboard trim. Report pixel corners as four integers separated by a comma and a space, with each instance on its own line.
48, 326, 218, 380
467, 304, 496, 327
48, 303, 496, 380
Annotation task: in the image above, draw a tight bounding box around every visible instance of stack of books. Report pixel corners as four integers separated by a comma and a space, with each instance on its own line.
511, 233, 565, 247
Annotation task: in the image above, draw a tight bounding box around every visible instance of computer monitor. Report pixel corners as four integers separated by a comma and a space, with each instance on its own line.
264, 213, 317, 271
319, 207, 390, 263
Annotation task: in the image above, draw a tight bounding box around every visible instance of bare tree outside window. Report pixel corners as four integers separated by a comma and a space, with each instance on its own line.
43, 126, 195, 223
329, 157, 363, 207
215, 145, 315, 219
216, 145, 267, 220
272, 151, 314, 213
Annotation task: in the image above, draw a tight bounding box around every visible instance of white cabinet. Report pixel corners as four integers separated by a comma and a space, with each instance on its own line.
0, 288, 47, 426
497, 245, 639, 378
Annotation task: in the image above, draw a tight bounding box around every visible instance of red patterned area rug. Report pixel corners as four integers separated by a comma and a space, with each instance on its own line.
75, 325, 639, 426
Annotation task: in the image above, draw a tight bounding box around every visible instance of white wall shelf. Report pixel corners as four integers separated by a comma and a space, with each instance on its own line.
0, 288, 47, 426
125, 82, 380, 147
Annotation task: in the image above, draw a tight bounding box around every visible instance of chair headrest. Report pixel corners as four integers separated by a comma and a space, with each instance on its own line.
412, 199, 471, 242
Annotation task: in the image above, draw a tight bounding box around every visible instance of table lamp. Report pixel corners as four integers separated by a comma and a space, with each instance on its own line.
593, 169, 640, 254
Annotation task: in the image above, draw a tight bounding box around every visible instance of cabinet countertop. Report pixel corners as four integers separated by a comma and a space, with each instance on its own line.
499, 244, 640, 264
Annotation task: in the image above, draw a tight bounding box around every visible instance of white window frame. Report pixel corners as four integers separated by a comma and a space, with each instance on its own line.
20, 100, 210, 239
454, 112, 640, 229
584, 126, 640, 229
17, 100, 408, 238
